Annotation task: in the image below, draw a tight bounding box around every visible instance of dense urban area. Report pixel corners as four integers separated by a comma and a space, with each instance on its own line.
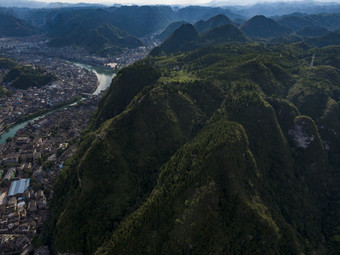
0, 35, 152, 254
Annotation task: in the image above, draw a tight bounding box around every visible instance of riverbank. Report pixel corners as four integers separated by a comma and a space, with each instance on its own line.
0, 63, 115, 144
0, 96, 82, 144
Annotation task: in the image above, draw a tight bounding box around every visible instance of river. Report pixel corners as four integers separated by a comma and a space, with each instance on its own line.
0, 63, 115, 144
73, 62, 115, 95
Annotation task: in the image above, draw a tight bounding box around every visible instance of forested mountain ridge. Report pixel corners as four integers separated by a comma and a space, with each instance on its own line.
240, 15, 291, 38
0, 12, 37, 37
46, 27, 340, 254
48, 23, 143, 55
151, 22, 247, 56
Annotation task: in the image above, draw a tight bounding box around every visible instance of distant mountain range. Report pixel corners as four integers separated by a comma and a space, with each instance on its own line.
157, 14, 234, 42
49, 23, 143, 55
210, 1, 340, 17
151, 21, 247, 56
2, 4, 340, 55
156, 21, 189, 42
276, 13, 340, 31
194, 14, 233, 33
241, 15, 291, 38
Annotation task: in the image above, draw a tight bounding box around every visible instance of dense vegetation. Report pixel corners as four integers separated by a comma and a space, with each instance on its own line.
0, 58, 17, 69
150, 23, 246, 56
46, 20, 340, 254
3, 6, 340, 56
194, 14, 233, 33
240, 15, 291, 38
0, 12, 37, 37
156, 21, 189, 42
3, 64, 56, 89
49, 23, 143, 55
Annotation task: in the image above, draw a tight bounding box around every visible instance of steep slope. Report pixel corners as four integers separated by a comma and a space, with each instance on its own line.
153, 24, 199, 55
194, 14, 233, 33
96, 117, 303, 255
45, 6, 175, 38
93, 64, 161, 128
0, 12, 37, 37
49, 43, 340, 254
50, 64, 207, 253
241, 15, 291, 38
151, 23, 247, 56
50, 23, 143, 55
106, 5, 175, 37
156, 21, 188, 42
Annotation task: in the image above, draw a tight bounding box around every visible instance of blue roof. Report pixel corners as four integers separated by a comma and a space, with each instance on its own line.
8, 178, 30, 197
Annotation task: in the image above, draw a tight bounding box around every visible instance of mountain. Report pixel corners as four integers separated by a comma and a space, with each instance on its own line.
156, 21, 188, 42
105, 6, 176, 37
8, 5, 245, 48
49, 23, 143, 55
214, 1, 340, 18
0, 12, 37, 37
241, 15, 291, 38
151, 21, 247, 56
48, 40, 340, 254
153, 24, 200, 55
194, 14, 233, 33
277, 13, 340, 32
43, 6, 175, 39
176, 6, 243, 22
0, 0, 47, 8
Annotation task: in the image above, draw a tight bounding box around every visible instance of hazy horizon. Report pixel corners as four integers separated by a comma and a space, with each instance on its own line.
5, 0, 340, 7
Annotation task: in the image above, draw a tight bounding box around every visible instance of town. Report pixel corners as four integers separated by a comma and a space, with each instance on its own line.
0, 59, 98, 136
0, 35, 153, 254
0, 95, 100, 254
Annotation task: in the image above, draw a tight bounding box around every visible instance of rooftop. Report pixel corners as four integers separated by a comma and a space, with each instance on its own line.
8, 179, 30, 197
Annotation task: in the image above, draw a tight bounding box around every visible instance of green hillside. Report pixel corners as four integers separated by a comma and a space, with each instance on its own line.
47, 33, 340, 255
151, 22, 247, 56
194, 14, 233, 33
277, 13, 340, 31
3, 65, 56, 89
241, 15, 291, 38
156, 21, 189, 42
49, 23, 143, 55
0, 12, 37, 37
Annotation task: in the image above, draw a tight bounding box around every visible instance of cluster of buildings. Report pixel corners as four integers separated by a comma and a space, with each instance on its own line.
0, 94, 100, 254
0, 58, 98, 136
0, 34, 150, 254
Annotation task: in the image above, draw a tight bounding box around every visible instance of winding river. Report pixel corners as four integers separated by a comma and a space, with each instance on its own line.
0, 63, 115, 144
